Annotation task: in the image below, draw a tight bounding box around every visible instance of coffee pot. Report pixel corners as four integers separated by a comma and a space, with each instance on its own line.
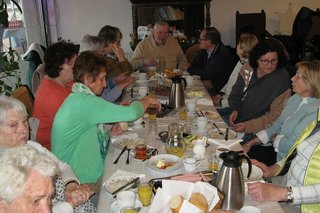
169, 76, 186, 109
216, 151, 252, 211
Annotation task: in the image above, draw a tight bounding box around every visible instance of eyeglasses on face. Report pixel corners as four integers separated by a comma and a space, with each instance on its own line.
155, 30, 169, 36
259, 58, 278, 65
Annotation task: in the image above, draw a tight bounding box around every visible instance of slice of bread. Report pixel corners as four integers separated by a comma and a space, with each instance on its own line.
169, 195, 184, 213
189, 192, 208, 213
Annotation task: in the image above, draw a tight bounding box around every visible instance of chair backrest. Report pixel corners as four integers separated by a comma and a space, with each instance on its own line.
32, 64, 46, 95
236, 10, 266, 44
185, 44, 200, 64
11, 85, 34, 116
28, 117, 39, 141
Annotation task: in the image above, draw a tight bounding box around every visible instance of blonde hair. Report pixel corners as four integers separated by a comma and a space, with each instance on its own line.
297, 60, 320, 98
238, 33, 259, 59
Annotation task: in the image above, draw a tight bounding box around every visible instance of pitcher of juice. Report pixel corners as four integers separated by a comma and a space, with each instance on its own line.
159, 123, 185, 157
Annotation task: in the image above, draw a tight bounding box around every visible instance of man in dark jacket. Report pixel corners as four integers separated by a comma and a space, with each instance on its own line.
187, 27, 235, 95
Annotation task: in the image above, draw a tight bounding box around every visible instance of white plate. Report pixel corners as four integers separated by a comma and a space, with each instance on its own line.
111, 133, 144, 149
110, 199, 142, 213
242, 163, 263, 181
147, 154, 183, 172
103, 175, 136, 193
202, 110, 220, 119
207, 128, 237, 140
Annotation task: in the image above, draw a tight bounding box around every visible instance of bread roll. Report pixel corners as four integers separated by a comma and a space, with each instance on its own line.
189, 192, 208, 213
169, 195, 184, 213
119, 122, 128, 131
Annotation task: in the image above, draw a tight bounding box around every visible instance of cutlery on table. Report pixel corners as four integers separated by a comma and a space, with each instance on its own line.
126, 148, 131, 165
224, 127, 229, 141
212, 122, 224, 135
200, 111, 205, 117
195, 111, 202, 117
113, 145, 128, 164
111, 177, 140, 196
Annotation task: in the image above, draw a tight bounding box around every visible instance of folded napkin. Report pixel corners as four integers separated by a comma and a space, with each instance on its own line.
148, 180, 220, 213
208, 138, 243, 149
196, 98, 213, 106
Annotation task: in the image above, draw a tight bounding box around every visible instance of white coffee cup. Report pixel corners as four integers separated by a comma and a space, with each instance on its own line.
183, 157, 199, 172
173, 68, 181, 73
186, 99, 197, 113
116, 191, 136, 209
239, 206, 261, 213
185, 75, 194, 86
138, 72, 146, 80
196, 117, 208, 131
138, 86, 148, 97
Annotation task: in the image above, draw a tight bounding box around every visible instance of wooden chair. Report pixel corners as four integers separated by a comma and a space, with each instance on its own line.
185, 44, 200, 64
236, 10, 266, 44
28, 117, 39, 141
11, 85, 34, 116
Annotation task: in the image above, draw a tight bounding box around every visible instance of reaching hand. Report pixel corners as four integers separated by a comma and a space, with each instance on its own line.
202, 80, 212, 90
65, 182, 94, 208
143, 57, 156, 66
111, 43, 126, 62
140, 96, 161, 112
212, 94, 222, 106
229, 111, 238, 126
251, 159, 275, 178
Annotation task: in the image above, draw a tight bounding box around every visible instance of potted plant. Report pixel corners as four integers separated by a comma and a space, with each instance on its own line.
0, 48, 21, 95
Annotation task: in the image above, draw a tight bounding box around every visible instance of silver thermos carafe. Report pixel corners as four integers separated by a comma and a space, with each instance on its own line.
216, 151, 252, 211
169, 76, 186, 109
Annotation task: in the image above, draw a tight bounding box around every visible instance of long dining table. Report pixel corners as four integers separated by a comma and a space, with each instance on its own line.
96, 74, 284, 213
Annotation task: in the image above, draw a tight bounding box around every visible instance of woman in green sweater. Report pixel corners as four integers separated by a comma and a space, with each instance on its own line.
51, 51, 160, 194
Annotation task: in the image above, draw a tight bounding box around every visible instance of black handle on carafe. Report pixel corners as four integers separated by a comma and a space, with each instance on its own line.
240, 154, 252, 179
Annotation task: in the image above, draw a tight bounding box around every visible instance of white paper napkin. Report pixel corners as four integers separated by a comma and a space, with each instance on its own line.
208, 138, 243, 149
196, 98, 213, 106
148, 180, 220, 213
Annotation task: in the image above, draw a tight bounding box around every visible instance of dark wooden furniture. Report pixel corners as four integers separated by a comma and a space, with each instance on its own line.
130, 0, 212, 40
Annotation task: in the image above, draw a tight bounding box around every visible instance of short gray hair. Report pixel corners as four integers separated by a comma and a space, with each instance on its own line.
80, 34, 106, 52
0, 145, 58, 203
154, 21, 169, 28
0, 95, 27, 125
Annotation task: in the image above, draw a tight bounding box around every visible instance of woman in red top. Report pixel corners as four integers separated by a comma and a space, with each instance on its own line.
33, 41, 79, 150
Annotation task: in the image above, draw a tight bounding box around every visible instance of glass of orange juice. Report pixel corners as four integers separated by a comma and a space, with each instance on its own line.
178, 106, 187, 121
147, 104, 158, 121
208, 151, 220, 172
120, 206, 137, 213
138, 183, 152, 206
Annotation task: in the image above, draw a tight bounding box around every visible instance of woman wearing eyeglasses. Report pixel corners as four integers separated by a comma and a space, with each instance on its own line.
228, 39, 292, 165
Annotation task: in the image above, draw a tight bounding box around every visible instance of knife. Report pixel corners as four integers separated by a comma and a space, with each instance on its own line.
113, 145, 128, 164
224, 127, 229, 141
111, 177, 140, 195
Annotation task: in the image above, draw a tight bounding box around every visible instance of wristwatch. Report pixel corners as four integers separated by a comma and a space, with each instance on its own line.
287, 186, 294, 203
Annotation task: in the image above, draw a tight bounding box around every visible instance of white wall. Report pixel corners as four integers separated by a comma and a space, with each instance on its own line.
53, 0, 320, 52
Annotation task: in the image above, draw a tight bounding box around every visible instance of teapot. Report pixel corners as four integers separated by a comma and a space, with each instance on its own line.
169, 76, 186, 109
159, 123, 185, 157
216, 151, 252, 211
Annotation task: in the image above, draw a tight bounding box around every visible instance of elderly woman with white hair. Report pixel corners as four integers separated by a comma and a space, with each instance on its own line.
0, 145, 58, 213
0, 95, 95, 213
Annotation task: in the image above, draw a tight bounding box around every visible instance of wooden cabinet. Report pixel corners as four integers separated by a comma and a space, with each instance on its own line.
130, 0, 211, 40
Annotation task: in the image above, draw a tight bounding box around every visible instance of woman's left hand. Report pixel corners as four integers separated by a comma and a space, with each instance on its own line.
65, 183, 94, 208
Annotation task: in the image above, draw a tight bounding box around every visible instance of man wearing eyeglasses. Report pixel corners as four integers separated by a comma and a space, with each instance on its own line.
130, 21, 188, 71
187, 27, 235, 96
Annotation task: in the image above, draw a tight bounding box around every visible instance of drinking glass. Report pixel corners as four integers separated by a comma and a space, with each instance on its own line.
147, 104, 158, 121
120, 206, 137, 213
178, 106, 187, 121
138, 183, 152, 206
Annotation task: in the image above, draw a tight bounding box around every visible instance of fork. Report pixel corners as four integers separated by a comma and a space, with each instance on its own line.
126, 148, 131, 164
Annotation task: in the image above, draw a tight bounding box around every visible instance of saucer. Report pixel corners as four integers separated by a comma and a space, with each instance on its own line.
110, 199, 142, 213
